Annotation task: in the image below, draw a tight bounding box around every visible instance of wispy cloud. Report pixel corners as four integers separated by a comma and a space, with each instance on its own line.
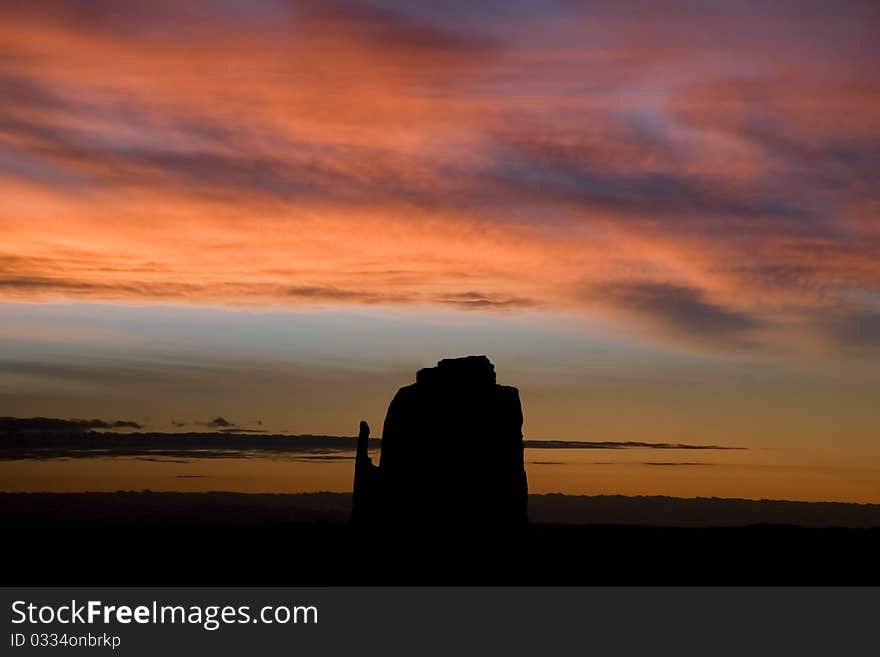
0, 0, 877, 356
583, 280, 764, 347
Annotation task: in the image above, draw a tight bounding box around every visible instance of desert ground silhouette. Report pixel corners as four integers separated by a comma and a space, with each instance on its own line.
2, 356, 879, 585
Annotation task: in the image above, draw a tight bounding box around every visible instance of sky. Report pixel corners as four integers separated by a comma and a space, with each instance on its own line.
1, 1, 878, 501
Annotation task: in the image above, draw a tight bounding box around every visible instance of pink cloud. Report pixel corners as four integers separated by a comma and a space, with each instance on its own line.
0, 1, 878, 355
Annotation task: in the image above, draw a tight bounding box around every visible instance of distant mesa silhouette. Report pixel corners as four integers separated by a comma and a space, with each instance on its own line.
352, 355, 528, 528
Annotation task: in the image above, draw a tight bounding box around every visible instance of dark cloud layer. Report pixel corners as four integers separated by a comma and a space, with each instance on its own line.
0, 417, 142, 432
0, 417, 744, 460
525, 440, 744, 451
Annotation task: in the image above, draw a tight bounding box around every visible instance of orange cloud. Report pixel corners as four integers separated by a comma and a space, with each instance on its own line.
1, 1, 878, 356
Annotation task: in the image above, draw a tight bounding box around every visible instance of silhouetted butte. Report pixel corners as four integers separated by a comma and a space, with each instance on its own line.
352, 356, 528, 528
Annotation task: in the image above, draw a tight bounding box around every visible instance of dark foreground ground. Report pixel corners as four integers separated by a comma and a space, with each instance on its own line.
4, 492, 879, 585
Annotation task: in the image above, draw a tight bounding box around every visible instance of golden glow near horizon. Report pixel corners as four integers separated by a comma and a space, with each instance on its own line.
1, 2, 878, 502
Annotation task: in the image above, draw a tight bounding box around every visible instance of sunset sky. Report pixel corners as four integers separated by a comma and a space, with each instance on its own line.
1, 1, 878, 501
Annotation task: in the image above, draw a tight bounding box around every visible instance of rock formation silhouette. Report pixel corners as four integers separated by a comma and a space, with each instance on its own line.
351, 355, 528, 528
